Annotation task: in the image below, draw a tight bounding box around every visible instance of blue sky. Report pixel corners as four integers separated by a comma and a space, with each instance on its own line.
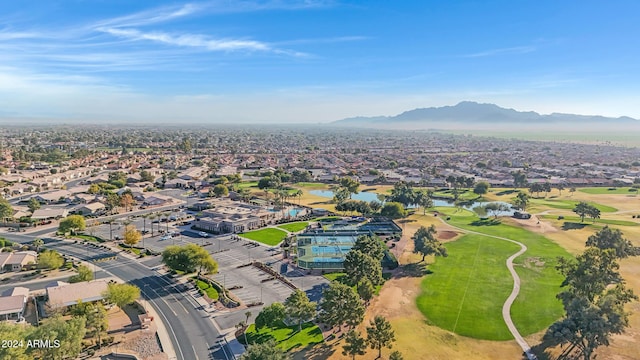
1, 0, 639, 123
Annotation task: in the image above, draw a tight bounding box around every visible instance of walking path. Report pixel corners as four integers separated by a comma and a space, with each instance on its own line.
437, 218, 538, 360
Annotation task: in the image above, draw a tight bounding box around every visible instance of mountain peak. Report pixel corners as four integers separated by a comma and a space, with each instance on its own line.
332, 102, 638, 130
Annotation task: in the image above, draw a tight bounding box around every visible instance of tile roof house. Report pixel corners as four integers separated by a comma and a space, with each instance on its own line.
0, 251, 37, 272
46, 280, 109, 309
0, 287, 29, 321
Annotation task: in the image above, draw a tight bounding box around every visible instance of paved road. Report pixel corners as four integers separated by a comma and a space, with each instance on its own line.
3, 231, 230, 360
437, 218, 537, 360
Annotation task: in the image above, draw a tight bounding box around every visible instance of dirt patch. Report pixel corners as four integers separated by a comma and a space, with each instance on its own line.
437, 230, 459, 240
504, 215, 557, 235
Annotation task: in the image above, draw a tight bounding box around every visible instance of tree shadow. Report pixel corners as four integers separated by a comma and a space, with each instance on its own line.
522, 337, 573, 360
393, 262, 433, 278
496, 190, 519, 196
561, 222, 587, 231
470, 219, 501, 226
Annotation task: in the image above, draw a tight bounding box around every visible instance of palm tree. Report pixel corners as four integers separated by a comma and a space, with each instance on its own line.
141, 214, 149, 233
149, 215, 156, 236
295, 189, 303, 206
33, 238, 44, 252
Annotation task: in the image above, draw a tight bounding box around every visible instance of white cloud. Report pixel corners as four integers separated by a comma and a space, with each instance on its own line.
98, 27, 271, 52
463, 45, 536, 58
92, 3, 203, 29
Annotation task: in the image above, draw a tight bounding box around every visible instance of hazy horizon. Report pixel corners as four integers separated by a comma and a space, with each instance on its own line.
1, 1, 640, 123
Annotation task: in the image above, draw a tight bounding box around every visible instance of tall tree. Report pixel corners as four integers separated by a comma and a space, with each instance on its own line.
357, 278, 375, 305
545, 247, 637, 360
585, 226, 638, 259
255, 302, 286, 329
69, 264, 93, 283
27, 315, 86, 360
473, 181, 490, 197
573, 202, 594, 223
32, 238, 44, 252
212, 184, 229, 197
284, 289, 317, 332
319, 282, 365, 331
366, 315, 396, 359
342, 330, 367, 360
380, 202, 406, 220
339, 177, 361, 199
120, 193, 134, 211
511, 170, 528, 188
28, 197, 41, 213
587, 206, 601, 223
343, 250, 384, 288
351, 235, 386, 261
123, 224, 142, 246
512, 192, 529, 211
103, 283, 140, 310
240, 340, 288, 360
412, 225, 448, 262
0, 198, 14, 222
162, 243, 218, 274
38, 250, 64, 269
484, 202, 510, 219
0, 322, 29, 360
58, 215, 86, 235
414, 189, 434, 215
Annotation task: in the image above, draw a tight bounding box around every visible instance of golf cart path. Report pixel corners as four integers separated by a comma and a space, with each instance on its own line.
437, 218, 538, 360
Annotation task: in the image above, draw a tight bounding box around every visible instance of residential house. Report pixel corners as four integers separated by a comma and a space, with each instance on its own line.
31, 190, 71, 204
0, 251, 37, 272
75, 202, 106, 216
46, 280, 109, 309
31, 208, 69, 220
0, 287, 29, 321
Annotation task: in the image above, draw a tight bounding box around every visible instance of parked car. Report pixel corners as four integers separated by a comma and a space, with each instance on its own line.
198, 231, 210, 238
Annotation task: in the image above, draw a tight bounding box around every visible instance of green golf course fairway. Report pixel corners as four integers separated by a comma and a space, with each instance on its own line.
417, 208, 572, 340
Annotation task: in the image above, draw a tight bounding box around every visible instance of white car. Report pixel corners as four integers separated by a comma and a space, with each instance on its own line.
161, 235, 171, 241
198, 231, 210, 238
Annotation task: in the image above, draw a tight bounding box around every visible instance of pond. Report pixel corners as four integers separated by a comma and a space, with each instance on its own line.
308, 190, 515, 216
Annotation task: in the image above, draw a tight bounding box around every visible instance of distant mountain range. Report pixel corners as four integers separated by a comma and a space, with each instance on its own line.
332, 101, 639, 130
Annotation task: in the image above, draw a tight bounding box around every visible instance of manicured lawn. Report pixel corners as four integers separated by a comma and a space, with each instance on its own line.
539, 215, 638, 227
74, 234, 105, 242
579, 187, 638, 195
417, 234, 518, 340
194, 279, 219, 300
236, 181, 259, 188
416, 209, 571, 339
294, 182, 327, 188
239, 228, 288, 246
528, 198, 617, 212
277, 222, 309, 232
323, 272, 346, 282
432, 206, 476, 217
241, 322, 323, 352
432, 189, 480, 201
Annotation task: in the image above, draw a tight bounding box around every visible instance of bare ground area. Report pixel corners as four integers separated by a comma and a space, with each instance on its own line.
91, 305, 167, 360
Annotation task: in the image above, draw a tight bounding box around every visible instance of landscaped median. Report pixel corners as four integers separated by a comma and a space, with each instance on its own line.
194, 278, 219, 300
